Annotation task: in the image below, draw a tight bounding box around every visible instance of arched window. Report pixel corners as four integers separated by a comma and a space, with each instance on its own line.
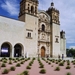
14, 44, 22, 57
28, 4, 30, 13
35, 7, 37, 14
31, 6, 34, 13
1, 42, 12, 57
42, 24, 45, 31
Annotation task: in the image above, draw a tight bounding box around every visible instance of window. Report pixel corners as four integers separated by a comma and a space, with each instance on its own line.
28, 4, 30, 13
31, 6, 34, 13
55, 38, 59, 43
35, 7, 37, 14
27, 32, 31, 37
42, 24, 45, 31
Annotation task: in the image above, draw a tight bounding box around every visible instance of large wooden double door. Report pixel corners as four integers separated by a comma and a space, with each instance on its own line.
41, 46, 45, 57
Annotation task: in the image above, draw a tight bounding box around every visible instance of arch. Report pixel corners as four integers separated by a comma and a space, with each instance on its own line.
1, 42, 12, 57
38, 10, 50, 21
14, 43, 24, 57
28, 4, 30, 13
41, 46, 45, 57
35, 7, 37, 14
31, 6, 34, 13
42, 24, 45, 31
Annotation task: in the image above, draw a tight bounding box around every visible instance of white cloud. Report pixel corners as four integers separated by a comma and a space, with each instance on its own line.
0, 0, 19, 16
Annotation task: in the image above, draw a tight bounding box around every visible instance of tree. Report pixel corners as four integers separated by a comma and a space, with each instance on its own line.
66, 48, 75, 57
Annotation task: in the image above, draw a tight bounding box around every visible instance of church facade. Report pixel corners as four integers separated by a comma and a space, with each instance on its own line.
0, 0, 66, 58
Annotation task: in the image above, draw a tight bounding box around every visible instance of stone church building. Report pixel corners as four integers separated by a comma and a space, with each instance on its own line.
0, 0, 66, 58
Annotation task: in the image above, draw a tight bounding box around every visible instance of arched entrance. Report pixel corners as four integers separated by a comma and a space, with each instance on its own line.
41, 46, 45, 57
1, 42, 11, 57
14, 44, 23, 57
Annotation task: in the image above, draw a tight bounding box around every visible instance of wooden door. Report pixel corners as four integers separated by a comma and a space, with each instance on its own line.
41, 49, 45, 57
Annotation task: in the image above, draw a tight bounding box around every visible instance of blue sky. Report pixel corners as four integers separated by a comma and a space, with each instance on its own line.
0, 0, 75, 49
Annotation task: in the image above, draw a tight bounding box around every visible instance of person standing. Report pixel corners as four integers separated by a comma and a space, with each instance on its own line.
62, 54, 64, 60
58, 54, 60, 60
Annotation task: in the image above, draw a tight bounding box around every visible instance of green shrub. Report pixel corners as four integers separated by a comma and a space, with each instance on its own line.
9, 60, 12, 64
2, 69, 9, 74
47, 58, 49, 60
63, 60, 66, 62
29, 62, 32, 66
20, 61, 24, 64
23, 70, 29, 75
58, 59, 62, 62
26, 66, 31, 69
56, 61, 58, 64
25, 58, 30, 61
33, 58, 35, 60
16, 63, 21, 67
1, 63, 6, 67
71, 60, 73, 63
39, 62, 43, 65
67, 60, 70, 62
49, 59, 52, 62
9, 57, 12, 60
2, 57, 7, 60
10, 66, 15, 71
48, 62, 51, 65
14, 60, 17, 63
38, 58, 40, 61
12, 58, 15, 61
20, 58, 25, 60
3, 60, 7, 63
66, 65, 71, 69
52, 59, 55, 63
31, 61, 33, 64
25, 59, 28, 61
39, 64, 44, 68
16, 58, 19, 60
73, 62, 75, 65
55, 66, 60, 71
18, 59, 20, 61
28, 57, 30, 60
46, 61, 48, 63
39, 69, 46, 74
66, 72, 71, 75
67, 62, 70, 65
59, 62, 64, 66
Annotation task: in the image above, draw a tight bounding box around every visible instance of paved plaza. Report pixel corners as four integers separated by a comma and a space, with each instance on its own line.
0, 57, 75, 75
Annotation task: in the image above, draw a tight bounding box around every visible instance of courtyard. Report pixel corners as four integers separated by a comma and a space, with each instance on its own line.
0, 57, 75, 75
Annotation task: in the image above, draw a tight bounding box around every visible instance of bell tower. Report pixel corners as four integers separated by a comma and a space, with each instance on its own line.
19, 0, 38, 22
46, 2, 60, 57
46, 2, 60, 25
18, 0, 39, 57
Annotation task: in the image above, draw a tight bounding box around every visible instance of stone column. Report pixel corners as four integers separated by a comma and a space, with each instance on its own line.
11, 47, 14, 58
0, 47, 1, 57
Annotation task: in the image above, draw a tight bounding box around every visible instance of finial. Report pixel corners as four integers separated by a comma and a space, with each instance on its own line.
51, 0, 54, 6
